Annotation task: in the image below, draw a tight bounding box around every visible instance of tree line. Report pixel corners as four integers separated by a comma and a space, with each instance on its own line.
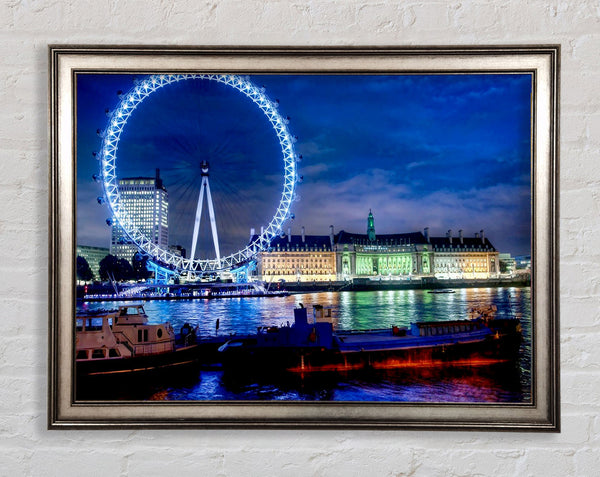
76, 253, 153, 282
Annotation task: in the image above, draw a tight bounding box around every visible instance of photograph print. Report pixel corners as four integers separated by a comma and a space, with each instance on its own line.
74, 68, 533, 404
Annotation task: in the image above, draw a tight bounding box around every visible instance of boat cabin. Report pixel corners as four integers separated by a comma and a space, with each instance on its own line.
312, 304, 334, 323
76, 305, 176, 362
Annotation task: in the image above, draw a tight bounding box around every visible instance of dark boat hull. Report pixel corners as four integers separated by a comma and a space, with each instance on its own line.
75, 347, 204, 400
76, 345, 201, 379
219, 324, 522, 374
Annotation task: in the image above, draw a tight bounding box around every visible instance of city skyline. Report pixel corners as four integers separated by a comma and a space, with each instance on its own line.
77, 73, 532, 258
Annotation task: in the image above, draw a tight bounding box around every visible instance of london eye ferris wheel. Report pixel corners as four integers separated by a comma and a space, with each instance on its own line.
97, 74, 299, 273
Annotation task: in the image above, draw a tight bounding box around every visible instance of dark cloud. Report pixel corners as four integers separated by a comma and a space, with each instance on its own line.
77, 73, 532, 257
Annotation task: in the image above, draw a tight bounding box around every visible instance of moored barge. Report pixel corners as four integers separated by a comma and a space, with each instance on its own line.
217, 305, 522, 373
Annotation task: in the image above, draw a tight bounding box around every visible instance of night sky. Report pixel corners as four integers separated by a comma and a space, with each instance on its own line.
76, 73, 532, 259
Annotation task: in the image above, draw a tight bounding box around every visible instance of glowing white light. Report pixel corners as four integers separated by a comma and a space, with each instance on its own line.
100, 74, 297, 272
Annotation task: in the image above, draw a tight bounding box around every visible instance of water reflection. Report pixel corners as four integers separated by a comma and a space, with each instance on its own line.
156, 362, 526, 403
79, 287, 531, 403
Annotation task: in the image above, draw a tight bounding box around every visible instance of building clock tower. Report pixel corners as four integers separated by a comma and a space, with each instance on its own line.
367, 209, 376, 241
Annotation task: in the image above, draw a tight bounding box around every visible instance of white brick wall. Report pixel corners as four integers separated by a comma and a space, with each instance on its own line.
1, 1, 598, 475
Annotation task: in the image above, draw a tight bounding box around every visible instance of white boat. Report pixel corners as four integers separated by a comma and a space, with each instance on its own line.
76, 304, 199, 378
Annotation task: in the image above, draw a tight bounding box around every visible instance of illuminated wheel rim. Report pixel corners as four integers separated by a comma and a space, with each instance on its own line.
99, 74, 297, 272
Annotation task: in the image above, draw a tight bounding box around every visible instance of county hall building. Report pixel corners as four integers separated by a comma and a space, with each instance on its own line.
255, 211, 499, 282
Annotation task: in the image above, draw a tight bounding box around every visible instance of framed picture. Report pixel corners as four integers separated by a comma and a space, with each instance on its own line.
49, 46, 559, 430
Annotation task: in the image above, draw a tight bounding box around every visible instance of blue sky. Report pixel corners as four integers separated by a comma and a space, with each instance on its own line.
77, 73, 532, 258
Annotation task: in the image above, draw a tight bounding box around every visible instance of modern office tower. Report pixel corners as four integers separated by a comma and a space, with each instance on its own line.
110, 169, 168, 263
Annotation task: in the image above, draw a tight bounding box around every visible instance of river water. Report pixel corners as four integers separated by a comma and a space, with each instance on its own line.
78, 287, 531, 403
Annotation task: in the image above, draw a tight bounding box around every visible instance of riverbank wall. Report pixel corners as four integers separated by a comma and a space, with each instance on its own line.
284, 277, 530, 293
77, 276, 530, 301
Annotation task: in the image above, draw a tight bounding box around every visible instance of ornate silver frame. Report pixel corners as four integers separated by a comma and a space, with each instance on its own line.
49, 46, 560, 430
